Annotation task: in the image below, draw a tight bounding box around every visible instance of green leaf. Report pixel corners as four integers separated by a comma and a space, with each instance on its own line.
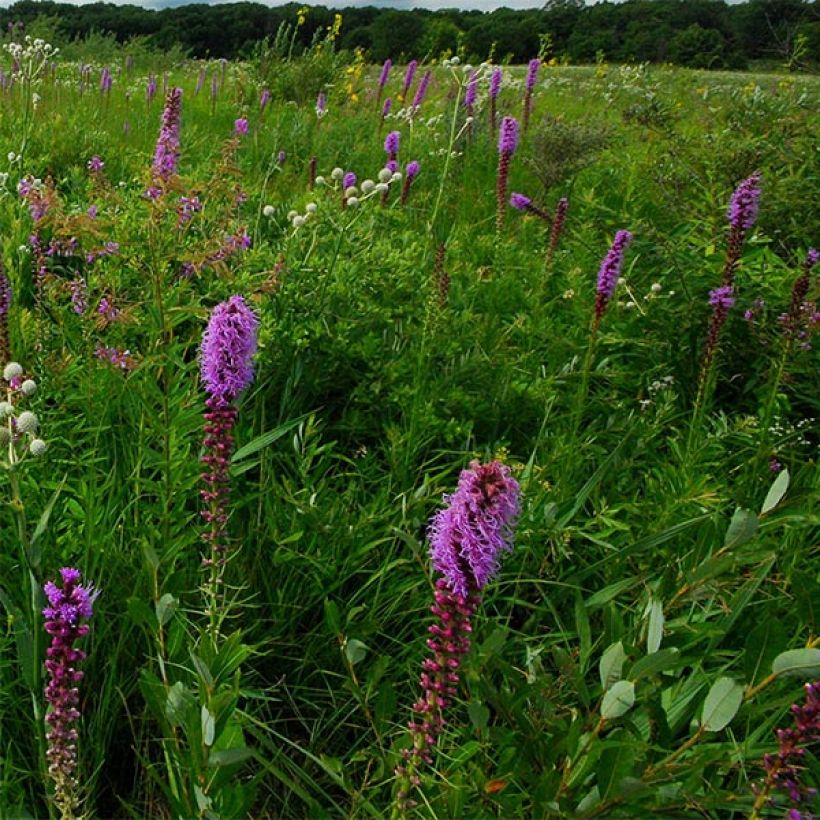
599, 641, 626, 690
190, 654, 214, 687
630, 648, 682, 681
791, 570, 819, 632
723, 508, 758, 549
232, 414, 310, 463
467, 700, 490, 730
601, 680, 635, 720
29, 477, 66, 569
126, 598, 157, 631
201, 706, 216, 747
165, 682, 190, 728
155, 593, 177, 627
701, 677, 743, 732
575, 591, 592, 668
140, 541, 160, 572
585, 577, 641, 611
743, 618, 787, 684
772, 648, 820, 678
760, 468, 789, 515
344, 639, 369, 666
645, 598, 664, 654
323, 598, 341, 635
208, 747, 254, 767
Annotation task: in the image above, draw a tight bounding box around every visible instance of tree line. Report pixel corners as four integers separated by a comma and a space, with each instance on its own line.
1, 0, 818, 68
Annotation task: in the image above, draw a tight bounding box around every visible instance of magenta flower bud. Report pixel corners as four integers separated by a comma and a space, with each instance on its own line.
412, 69, 432, 110
260, 88, 271, 110
406, 161, 420, 180
594, 230, 633, 321
498, 116, 519, 155
402, 60, 418, 99
526, 58, 540, 92
385, 130, 400, 160
489, 67, 502, 99
510, 192, 531, 210
708, 285, 736, 310
382, 97, 392, 118
87, 155, 104, 174
379, 58, 392, 91
464, 71, 478, 109
200, 295, 259, 403
234, 117, 249, 136
727, 172, 762, 232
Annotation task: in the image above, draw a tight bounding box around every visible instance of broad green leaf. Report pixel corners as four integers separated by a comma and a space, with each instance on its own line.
190, 654, 214, 687
723, 508, 758, 548
155, 593, 177, 627
165, 682, 190, 728
646, 598, 664, 654
772, 648, 820, 678
467, 700, 489, 730
701, 677, 743, 732
323, 599, 341, 635
201, 706, 216, 747
344, 639, 369, 666
599, 641, 626, 690
760, 468, 789, 515
601, 680, 635, 720
208, 747, 254, 767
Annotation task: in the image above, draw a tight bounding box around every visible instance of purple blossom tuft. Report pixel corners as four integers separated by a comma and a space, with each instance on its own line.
0, 270, 11, 316
343, 171, 357, 190
87, 156, 104, 174
806, 248, 818, 270
709, 285, 736, 310
428, 460, 520, 597
200, 295, 259, 403
384, 130, 400, 159
510, 192, 531, 210
260, 88, 271, 111
406, 160, 420, 179
727, 172, 761, 232
464, 71, 478, 108
316, 91, 327, 116
42, 568, 96, 817
402, 60, 418, 99
382, 97, 392, 118
151, 88, 182, 190
595, 230, 633, 319
234, 117, 249, 136
498, 116, 519, 155
411, 70, 432, 110
526, 58, 540, 92
489, 67, 502, 99
379, 58, 392, 91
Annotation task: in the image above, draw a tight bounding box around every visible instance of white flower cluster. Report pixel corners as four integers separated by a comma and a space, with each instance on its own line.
3, 37, 58, 85
0, 362, 46, 463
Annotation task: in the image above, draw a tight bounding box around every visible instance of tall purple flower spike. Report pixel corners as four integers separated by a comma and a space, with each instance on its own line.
428, 460, 520, 597
43, 568, 96, 818
727, 172, 762, 232
594, 230, 633, 321
200, 295, 259, 404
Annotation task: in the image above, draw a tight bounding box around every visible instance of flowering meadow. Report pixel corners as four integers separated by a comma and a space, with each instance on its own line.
0, 29, 818, 820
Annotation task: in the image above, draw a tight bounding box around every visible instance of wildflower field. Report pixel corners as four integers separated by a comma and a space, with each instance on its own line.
0, 29, 818, 820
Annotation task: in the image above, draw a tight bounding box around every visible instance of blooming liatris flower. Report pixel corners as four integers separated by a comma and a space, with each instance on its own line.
146, 74, 157, 103
381, 96, 392, 121
759, 681, 820, 815
87, 156, 104, 174
402, 60, 418, 100
412, 70, 432, 111
489, 67, 502, 132
782, 248, 818, 341
0, 266, 11, 364
708, 285, 736, 310
234, 117, 249, 136
42, 568, 96, 820
400, 161, 420, 206
259, 88, 271, 111
149, 87, 182, 197
385, 130, 400, 163
201, 295, 259, 407
316, 91, 327, 118
510, 192, 531, 211
523, 58, 540, 131
464, 71, 478, 109
395, 461, 520, 810
547, 197, 569, 269
378, 58, 391, 100
728, 171, 762, 233
594, 230, 633, 323
496, 116, 519, 233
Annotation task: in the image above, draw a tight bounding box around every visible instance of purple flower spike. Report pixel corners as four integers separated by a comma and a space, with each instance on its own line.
709, 285, 736, 310
316, 91, 327, 117
382, 97, 392, 118
87, 156, 104, 174
406, 160, 420, 180
234, 118, 249, 136
594, 230, 633, 321
402, 60, 418, 99
412, 69, 432, 110
150, 88, 182, 193
343, 171, 357, 190
464, 71, 478, 109
489, 67, 502, 99
260, 88, 271, 111
0, 267, 11, 363
526, 58, 540, 92
42, 568, 96, 818
498, 116, 519, 155
0, 270, 11, 316
429, 460, 520, 597
379, 58, 392, 91
385, 130, 400, 161
200, 295, 259, 403
727, 172, 761, 232
510, 192, 531, 210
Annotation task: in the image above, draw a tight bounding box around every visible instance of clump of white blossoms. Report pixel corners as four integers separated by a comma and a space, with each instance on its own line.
3, 37, 58, 86
0, 362, 47, 467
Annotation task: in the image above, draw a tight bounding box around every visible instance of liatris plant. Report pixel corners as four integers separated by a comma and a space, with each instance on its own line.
751, 681, 819, 819
146, 74, 157, 105
385, 130, 400, 164
411, 69, 432, 112
401, 60, 418, 102
199, 295, 259, 638
342, 171, 357, 208
781, 248, 818, 344
377, 58, 391, 104
316, 91, 327, 120
195, 67, 205, 96
259, 87, 271, 112
593, 229, 633, 329
523, 58, 540, 132
308, 156, 317, 190
464, 71, 478, 134
0, 266, 11, 364
234, 117, 249, 136
394, 461, 520, 814
509, 192, 549, 221
547, 197, 569, 271
488, 67, 502, 133
400, 161, 420, 206
381, 96, 392, 128
147, 87, 182, 199
42, 567, 96, 820
496, 116, 519, 234
723, 172, 762, 287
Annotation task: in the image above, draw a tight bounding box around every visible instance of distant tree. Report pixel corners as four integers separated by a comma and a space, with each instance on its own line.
670, 23, 726, 68
369, 11, 425, 62
421, 18, 462, 59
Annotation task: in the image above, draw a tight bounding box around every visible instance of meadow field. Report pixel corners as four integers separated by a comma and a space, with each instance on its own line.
0, 28, 818, 819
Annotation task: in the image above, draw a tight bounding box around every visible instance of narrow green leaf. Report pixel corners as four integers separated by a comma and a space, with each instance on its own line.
232, 414, 310, 463
586, 577, 641, 611
208, 747, 254, 767
701, 677, 743, 732
760, 468, 789, 515
743, 618, 787, 684
772, 648, 820, 678
723, 508, 758, 549
630, 648, 681, 681
29, 477, 66, 568
201, 706, 216, 747
155, 593, 177, 627
646, 598, 664, 654
601, 680, 635, 720
165, 682, 189, 728
599, 641, 626, 691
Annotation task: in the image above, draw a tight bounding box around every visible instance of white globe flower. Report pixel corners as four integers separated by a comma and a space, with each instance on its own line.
346, 197, 359, 209
262, 205, 275, 218
305, 202, 318, 214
